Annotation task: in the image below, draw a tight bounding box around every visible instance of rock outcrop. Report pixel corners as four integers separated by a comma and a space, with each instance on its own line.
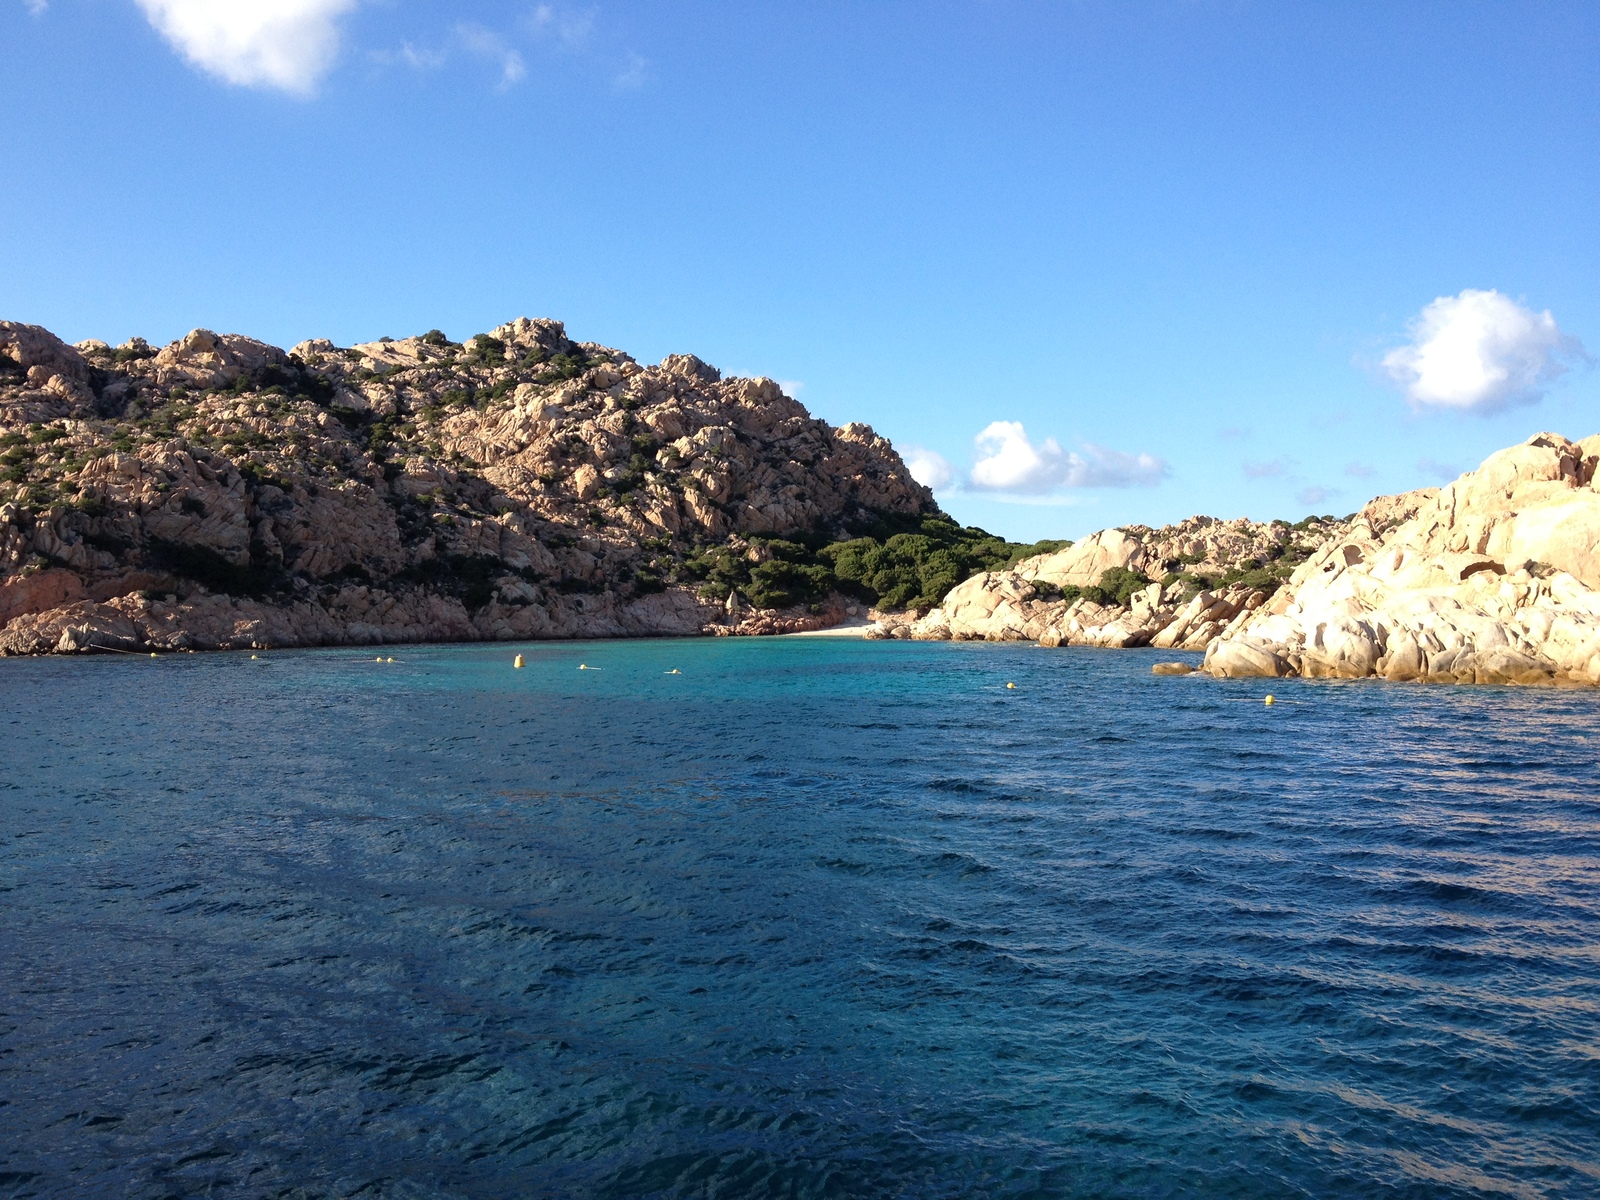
0, 318, 939, 653
1201, 432, 1600, 685
879, 514, 1348, 650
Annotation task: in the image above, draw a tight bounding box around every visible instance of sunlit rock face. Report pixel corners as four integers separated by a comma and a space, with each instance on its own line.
0, 318, 934, 654
890, 515, 1350, 651
1202, 432, 1600, 685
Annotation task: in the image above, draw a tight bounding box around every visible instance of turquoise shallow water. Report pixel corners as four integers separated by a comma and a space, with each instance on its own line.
2, 637, 1599, 1198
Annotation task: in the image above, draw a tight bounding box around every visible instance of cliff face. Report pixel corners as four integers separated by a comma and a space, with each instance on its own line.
1202, 432, 1600, 686
0, 318, 935, 653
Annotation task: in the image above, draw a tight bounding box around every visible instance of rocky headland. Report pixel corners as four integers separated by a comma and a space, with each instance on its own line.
1200, 433, 1600, 686
0, 318, 1062, 654
892, 431, 1600, 688
873, 513, 1352, 649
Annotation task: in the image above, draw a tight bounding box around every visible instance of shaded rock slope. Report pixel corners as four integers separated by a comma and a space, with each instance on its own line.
2, 318, 955, 653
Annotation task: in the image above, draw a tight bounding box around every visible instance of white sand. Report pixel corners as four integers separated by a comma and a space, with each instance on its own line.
781, 616, 876, 638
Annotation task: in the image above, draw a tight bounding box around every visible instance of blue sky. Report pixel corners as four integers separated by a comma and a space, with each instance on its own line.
3, 1, 1597, 541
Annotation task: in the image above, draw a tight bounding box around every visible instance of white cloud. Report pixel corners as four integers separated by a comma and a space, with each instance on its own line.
969, 421, 1064, 492
1382, 289, 1589, 414
968, 421, 1167, 493
1344, 462, 1376, 478
776, 379, 803, 397
1296, 485, 1337, 507
903, 447, 955, 491
24, 1, 49, 16
457, 23, 526, 89
136, 0, 358, 96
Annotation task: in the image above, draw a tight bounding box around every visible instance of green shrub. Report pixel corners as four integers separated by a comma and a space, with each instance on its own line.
146, 538, 282, 598
746, 559, 833, 609
1080, 566, 1153, 606
468, 334, 506, 367
536, 351, 589, 383
396, 553, 506, 609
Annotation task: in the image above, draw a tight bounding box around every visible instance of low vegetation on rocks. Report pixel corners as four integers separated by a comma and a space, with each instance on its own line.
875, 513, 1356, 650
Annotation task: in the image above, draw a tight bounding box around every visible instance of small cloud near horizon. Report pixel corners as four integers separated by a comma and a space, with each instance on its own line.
1296, 485, 1338, 507
967, 421, 1167, 493
1382, 289, 1590, 415
1242, 459, 1289, 479
903, 447, 956, 491
1416, 456, 1461, 483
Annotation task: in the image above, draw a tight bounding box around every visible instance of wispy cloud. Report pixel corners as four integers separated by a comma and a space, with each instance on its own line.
457, 22, 526, 89
1416, 456, 1460, 483
1296, 485, 1338, 507
526, 4, 595, 45
614, 50, 648, 89
371, 5, 641, 94
1383, 289, 1590, 414
1242, 459, 1289, 479
967, 421, 1167, 493
136, 0, 358, 96
1344, 462, 1376, 478
24, 0, 49, 15
372, 41, 447, 71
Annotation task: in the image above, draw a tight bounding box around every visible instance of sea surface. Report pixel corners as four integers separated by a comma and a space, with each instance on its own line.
2, 637, 1598, 1199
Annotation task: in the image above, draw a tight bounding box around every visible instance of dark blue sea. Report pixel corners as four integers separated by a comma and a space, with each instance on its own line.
2, 637, 1598, 1198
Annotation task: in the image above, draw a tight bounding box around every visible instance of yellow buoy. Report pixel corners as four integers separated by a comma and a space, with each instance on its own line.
376, 656, 383, 662
1006, 682, 1017, 689
1264, 694, 1275, 706
251, 654, 258, 660
150, 652, 158, 658
387, 657, 395, 663
579, 663, 587, 670
668, 668, 680, 674
514, 654, 525, 669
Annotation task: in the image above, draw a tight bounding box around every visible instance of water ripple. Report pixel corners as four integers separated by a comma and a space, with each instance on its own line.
1, 639, 1598, 1197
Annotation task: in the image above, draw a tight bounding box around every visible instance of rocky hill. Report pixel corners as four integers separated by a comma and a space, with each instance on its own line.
1, 317, 1014, 653
1202, 432, 1600, 686
18, 315, 1581, 682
